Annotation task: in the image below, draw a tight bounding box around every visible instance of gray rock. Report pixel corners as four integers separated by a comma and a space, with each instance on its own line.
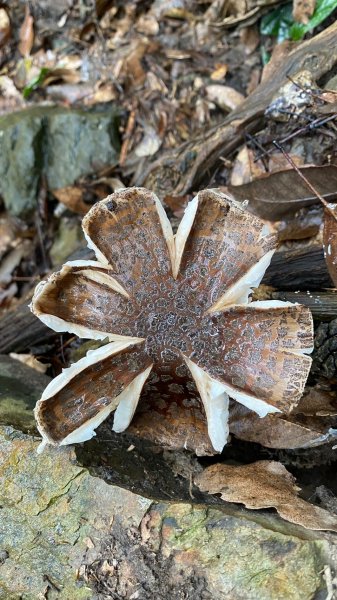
0, 426, 334, 600
0, 106, 120, 217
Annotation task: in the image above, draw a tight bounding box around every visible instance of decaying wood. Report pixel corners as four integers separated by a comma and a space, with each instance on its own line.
271, 291, 337, 321
0, 301, 56, 353
139, 22, 337, 197
0, 246, 93, 354
263, 244, 333, 290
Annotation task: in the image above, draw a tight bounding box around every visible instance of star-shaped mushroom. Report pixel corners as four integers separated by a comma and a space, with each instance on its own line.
31, 187, 313, 454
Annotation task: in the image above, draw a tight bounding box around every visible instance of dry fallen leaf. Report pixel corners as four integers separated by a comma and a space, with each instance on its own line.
230, 146, 265, 186
42, 68, 81, 87
293, 0, 316, 24
18, 4, 34, 57
206, 84, 245, 112
323, 203, 337, 288
195, 461, 337, 531
208, 0, 284, 27
210, 63, 228, 81
229, 165, 337, 220
134, 126, 162, 157
52, 187, 91, 215
229, 395, 337, 450
0, 241, 31, 285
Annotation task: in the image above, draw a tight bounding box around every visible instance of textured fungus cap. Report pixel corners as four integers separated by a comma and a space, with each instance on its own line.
31, 187, 314, 454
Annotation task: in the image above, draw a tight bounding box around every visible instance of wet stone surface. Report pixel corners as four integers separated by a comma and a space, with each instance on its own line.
0, 106, 120, 217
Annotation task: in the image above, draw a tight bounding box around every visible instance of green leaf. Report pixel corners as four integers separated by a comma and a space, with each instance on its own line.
260, 0, 337, 43
23, 67, 49, 99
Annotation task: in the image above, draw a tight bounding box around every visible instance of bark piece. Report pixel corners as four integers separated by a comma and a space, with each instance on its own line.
196, 461, 337, 531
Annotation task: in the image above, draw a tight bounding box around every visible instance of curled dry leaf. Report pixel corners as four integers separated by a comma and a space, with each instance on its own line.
206, 85, 245, 112
195, 461, 337, 531
323, 203, 337, 287
210, 64, 228, 81
18, 5, 34, 57
228, 165, 337, 220
134, 126, 162, 158
30, 187, 313, 455
53, 187, 91, 216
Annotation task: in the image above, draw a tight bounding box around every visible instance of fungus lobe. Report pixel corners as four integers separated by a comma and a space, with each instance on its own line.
31, 187, 313, 454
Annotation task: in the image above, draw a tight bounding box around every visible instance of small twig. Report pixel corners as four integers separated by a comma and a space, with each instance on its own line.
273, 141, 337, 220
119, 107, 136, 166
11, 275, 39, 282
255, 113, 337, 162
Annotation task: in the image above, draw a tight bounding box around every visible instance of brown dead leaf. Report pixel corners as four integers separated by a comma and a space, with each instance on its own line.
52, 187, 91, 215
0, 216, 15, 259
42, 68, 81, 87
210, 63, 228, 81
195, 461, 337, 531
228, 165, 337, 220
19, 5, 34, 57
206, 84, 245, 112
0, 241, 31, 285
135, 14, 159, 35
229, 395, 337, 450
0, 8, 10, 48
323, 203, 337, 287
293, 0, 315, 24
164, 194, 189, 218
296, 387, 337, 417
268, 151, 304, 172
230, 146, 265, 186
124, 40, 149, 87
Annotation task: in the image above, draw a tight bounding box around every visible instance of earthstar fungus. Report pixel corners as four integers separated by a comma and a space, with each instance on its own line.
31, 187, 314, 454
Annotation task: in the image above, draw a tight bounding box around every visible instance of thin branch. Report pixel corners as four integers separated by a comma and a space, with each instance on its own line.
273, 141, 337, 221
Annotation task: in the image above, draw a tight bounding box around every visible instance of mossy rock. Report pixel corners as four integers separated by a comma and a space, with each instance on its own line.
0, 426, 332, 599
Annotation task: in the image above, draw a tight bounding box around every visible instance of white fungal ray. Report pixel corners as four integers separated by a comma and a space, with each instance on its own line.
112, 364, 153, 432
31, 262, 136, 342
76, 269, 130, 298
183, 355, 230, 452
173, 194, 199, 278
153, 194, 176, 276
207, 249, 275, 312
183, 353, 282, 451
39, 340, 142, 402
36, 339, 147, 450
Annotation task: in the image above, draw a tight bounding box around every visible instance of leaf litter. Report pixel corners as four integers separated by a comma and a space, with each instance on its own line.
0, 0, 337, 534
